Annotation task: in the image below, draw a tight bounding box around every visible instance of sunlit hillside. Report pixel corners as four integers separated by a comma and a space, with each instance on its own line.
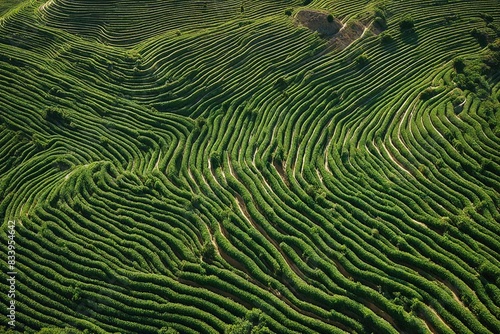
1, 0, 499, 333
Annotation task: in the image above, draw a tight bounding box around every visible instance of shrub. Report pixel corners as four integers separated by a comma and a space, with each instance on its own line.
483, 42, 500, 68
444, 13, 460, 25
399, 15, 415, 31
274, 76, 288, 90
327, 14, 334, 23
453, 57, 465, 73
201, 242, 216, 261
284, 9, 292, 16
478, 261, 500, 282
44, 107, 71, 125
488, 38, 500, 51
480, 12, 494, 23
195, 117, 206, 128
374, 16, 387, 30
355, 54, 369, 67
374, 7, 386, 21
470, 27, 496, 47
36, 327, 86, 334
380, 32, 394, 44
451, 94, 465, 107
420, 87, 442, 100
476, 88, 489, 99
453, 59, 491, 93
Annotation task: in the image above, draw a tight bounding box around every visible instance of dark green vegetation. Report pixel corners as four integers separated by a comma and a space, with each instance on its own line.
0, 0, 26, 17
1, 0, 500, 333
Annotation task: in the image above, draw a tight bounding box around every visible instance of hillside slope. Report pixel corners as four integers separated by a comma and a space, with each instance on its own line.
1, 0, 499, 333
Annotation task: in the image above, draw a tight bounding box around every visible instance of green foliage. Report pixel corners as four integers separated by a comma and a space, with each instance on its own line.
380, 32, 394, 44
225, 318, 253, 334
478, 262, 500, 282
372, 5, 388, 30
53, 157, 73, 171
452, 56, 493, 97
453, 57, 466, 73
399, 15, 415, 31
420, 87, 444, 100
470, 27, 496, 47
158, 327, 179, 334
374, 16, 387, 30
32, 133, 49, 149
225, 309, 268, 334
484, 39, 500, 69
355, 53, 369, 67
202, 241, 216, 261
327, 14, 334, 23
36, 328, 85, 334
2, 1, 500, 334
479, 12, 494, 24
210, 151, 222, 168
195, 116, 206, 129
449, 90, 465, 107
444, 13, 460, 25
274, 76, 288, 91
43, 107, 71, 125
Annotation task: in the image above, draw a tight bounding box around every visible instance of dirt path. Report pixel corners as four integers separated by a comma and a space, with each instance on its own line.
382, 140, 412, 175
273, 159, 288, 186
154, 149, 161, 170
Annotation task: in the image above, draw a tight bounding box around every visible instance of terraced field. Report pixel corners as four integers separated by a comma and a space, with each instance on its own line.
1, 0, 499, 333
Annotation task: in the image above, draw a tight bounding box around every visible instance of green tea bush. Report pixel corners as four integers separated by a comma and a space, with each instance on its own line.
399, 15, 415, 31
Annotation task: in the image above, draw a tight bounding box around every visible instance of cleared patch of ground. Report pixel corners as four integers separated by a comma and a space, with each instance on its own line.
295, 9, 342, 37
328, 20, 365, 50
296, 9, 367, 53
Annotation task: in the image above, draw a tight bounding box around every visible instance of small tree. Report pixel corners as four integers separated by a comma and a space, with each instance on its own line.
284, 9, 292, 16
327, 14, 334, 23
453, 57, 465, 73
201, 242, 216, 261
470, 27, 495, 47
399, 14, 415, 31
374, 16, 387, 30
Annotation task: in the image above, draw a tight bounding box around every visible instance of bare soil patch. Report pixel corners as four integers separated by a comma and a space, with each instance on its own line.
329, 21, 365, 50
295, 9, 342, 37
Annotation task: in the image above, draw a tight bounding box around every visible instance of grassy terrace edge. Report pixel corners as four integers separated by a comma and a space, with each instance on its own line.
1, 0, 499, 333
